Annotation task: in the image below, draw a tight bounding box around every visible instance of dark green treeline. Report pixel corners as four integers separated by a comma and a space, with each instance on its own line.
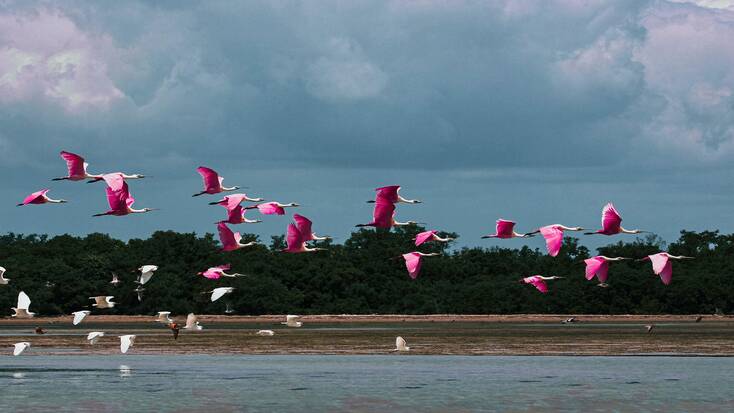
0, 227, 731, 315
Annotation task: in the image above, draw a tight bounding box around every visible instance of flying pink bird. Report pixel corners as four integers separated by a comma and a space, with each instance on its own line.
585, 203, 647, 236
209, 193, 265, 208
534, 224, 585, 256
367, 186, 421, 204
519, 275, 564, 293
244, 202, 300, 216
193, 166, 240, 197
86, 172, 146, 184
92, 175, 155, 217
639, 252, 694, 285
218, 205, 262, 225
283, 222, 327, 253
52, 151, 103, 181
356, 200, 423, 229
482, 219, 534, 239
293, 214, 330, 242
402, 252, 439, 279
217, 222, 257, 251
414, 230, 453, 247
584, 256, 630, 285
17, 189, 67, 206
198, 264, 243, 279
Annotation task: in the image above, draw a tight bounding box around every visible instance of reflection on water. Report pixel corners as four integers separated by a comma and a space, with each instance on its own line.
0, 355, 733, 412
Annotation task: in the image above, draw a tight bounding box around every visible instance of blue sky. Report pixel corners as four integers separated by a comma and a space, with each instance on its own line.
1, 0, 733, 251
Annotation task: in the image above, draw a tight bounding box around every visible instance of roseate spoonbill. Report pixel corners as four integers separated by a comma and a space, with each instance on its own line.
367, 186, 421, 204
137, 265, 158, 285
87, 331, 104, 344
198, 264, 243, 279
193, 166, 240, 196
17, 189, 67, 206
256, 329, 275, 336
284, 223, 327, 253
531, 224, 584, 256
34, 327, 46, 334
394, 336, 410, 352
639, 253, 694, 285
519, 275, 564, 293
72, 310, 90, 325
156, 311, 173, 324
204, 287, 235, 302
414, 230, 453, 246
13, 342, 30, 356
584, 256, 630, 285
93, 177, 155, 217
120, 335, 136, 354
90, 296, 115, 309
585, 203, 647, 235
282, 315, 302, 327
0, 266, 9, 285
11, 291, 34, 318
482, 220, 534, 239
356, 200, 423, 228
183, 313, 203, 330
86, 172, 145, 184
244, 201, 300, 216
110, 273, 120, 286
209, 193, 264, 207
52, 151, 103, 181
402, 252, 439, 279
294, 214, 330, 242
217, 222, 257, 251
218, 205, 262, 225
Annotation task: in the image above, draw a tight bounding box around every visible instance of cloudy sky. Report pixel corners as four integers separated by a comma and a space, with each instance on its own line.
1, 0, 733, 250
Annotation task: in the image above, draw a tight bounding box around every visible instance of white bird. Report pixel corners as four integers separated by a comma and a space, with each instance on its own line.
394, 336, 410, 352
256, 330, 275, 336
110, 273, 120, 286
156, 311, 173, 324
205, 287, 235, 302
137, 265, 158, 285
135, 286, 144, 302
282, 315, 302, 327
13, 342, 31, 356
90, 296, 115, 308
87, 331, 105, 345
561, 317, 577, 324
183, 313, 203, 330
0, 266, 10, 285
11, 291, 35, 318
120, 335, 136, 354
645, 325, 655, 333
72, 310, 91, 325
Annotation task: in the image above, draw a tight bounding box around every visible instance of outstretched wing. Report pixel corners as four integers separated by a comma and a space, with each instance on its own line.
414, 230, 437, 247
372, 200, 395, 228
72, 311, 88, 325
197, 166, 221, 191
540, 225, 564, 257
257, 202, 285, 215
217, 222, 235, 248
120, 335, 134, 353
17, 291, 31, 310
286, 223, 305, 250
496, 220, 516, 237
601, 203, 622, 233
21, 189, 49, 205
524, 276, 548, 293
374, 185, 400, 203
584, 257, 609, 282
402, 252, 423, 280
186, 313, 197, 328
211, 288, 230, 302
649, 253, 673, 285
293, 214, 314, 240
102, 173, 125, 192
60, 151, 86, 177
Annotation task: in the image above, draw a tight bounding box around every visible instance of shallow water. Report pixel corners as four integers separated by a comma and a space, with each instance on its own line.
1, 355, 733, 412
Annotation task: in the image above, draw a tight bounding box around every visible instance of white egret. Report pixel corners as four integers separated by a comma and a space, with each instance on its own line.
0, 266, 10, 285
72, 310, 90, 325
256, 330, 275, 336
183, 313, 203, 330
13, 342, 31, 356
282, 315, 302, 327
137, 265, 158, 285
156, 311, 173, 324
11, 291, 35, 318
394, 336, 410, 352
120, 335, 136, 354
87, 331, 105, 345
204, 287, 234, 302
90, 296, 115, 308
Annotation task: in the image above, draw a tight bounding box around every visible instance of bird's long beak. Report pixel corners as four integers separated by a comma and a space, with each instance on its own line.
208, 201, 221, 205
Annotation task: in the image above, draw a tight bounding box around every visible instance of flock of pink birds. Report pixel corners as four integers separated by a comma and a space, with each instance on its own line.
17, 151, 694, 295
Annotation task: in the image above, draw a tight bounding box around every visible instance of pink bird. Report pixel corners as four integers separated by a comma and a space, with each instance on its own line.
519, 275, 564, 293
93, 175, 155, 217
356, 200, 423, 229
414, 230, 453, 247
482, 219, 534, 239
198, 264, 243, 279
639, 252, 694, 285
284, 222, 327, 253
293, 214, 330, 242
218, 205, 262, 225
17, 189, 67, 206
245, 201, 300, 216
86, 172, 146, 184
209, 193, 265, 208
534, 224, 585, 256
402, 252, 439, 279
193, 166, 240, 197
367, 186, 421, 204
584, 256, 630, 286
52, 151, 103, 181
585, 203, 647, 236
217, 222, 257, 251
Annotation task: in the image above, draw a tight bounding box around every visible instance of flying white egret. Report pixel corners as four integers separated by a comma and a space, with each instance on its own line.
110, 273, 120, 286
13, 342, 30, 356
90, 296, 115, 308
256, 330, 275, 336
394, 336, 410, 352
87, 331, 105, 345
282, 315, 302, 327
11, 291, 35, 318
204, 287, 234, 302
183, 313, 203, 330
156, 311, 173, 324
137, 265, 158, 285
72, 310, 90, 325
0, 266, 9, 285
120, 335, 136, 354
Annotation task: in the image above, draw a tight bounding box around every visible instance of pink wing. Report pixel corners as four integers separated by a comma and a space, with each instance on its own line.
372, 200, 395, 228
102, 173, 125, 192
21, 189, 49, 205
201, 269, 221, 280
215, 264, 231, 271
601, 203, 622, 233
286, 223, 305, 250
60, 151, 86, 178
648, 253, 673, 285
225, 205, 244, 223
415, 230, 438, 246
257, 202, 285, 215
524, 276, 548, 293
293, 214, 314, 241
217, 222, 236, 250
403, 252, 423, 279
105, 182, 129, 212
584, 257, 609, 282
496, 220, 516, 237
374, 186, 400, 203
197, 167, 221, 192
540, 225, 563, 256
223, 194, 247, 211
